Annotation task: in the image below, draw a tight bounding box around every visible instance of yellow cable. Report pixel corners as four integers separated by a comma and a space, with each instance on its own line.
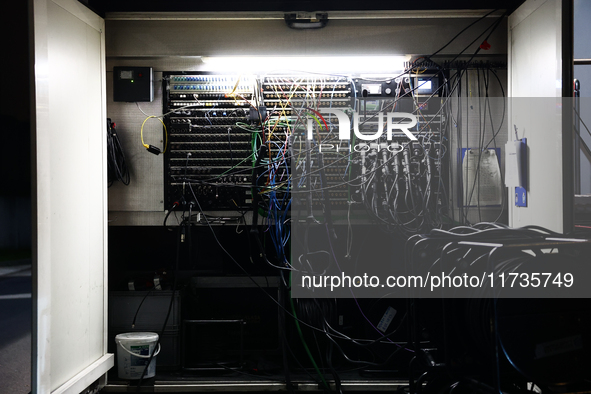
226, 75, 242, 97
141, 115, 168, 153
269, 79, 298, 141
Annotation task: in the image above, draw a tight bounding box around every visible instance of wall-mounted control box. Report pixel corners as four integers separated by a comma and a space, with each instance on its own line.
113, 66, 153, 102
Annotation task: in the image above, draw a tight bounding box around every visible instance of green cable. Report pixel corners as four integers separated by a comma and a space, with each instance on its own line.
218, 153, 255, 177
289, 272, 331, 391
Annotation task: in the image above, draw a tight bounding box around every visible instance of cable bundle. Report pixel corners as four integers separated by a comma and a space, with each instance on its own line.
405, 223, 591, 393
107, 118, 130, 187
356, 138, 446, 238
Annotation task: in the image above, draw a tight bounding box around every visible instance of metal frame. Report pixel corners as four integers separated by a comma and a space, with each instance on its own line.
562, 0, 575, 234
102, 379, 408, 392
104, 9, 506, 21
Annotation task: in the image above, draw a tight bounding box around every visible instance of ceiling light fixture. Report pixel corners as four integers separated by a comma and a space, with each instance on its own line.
200, 55, 410, 74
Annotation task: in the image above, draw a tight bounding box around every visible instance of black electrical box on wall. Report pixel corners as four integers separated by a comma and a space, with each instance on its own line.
113, 66, 153, 102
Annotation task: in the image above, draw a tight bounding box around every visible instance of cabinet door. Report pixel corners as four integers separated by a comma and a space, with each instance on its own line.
31, 0, 113, 392
508, 0, 574, 233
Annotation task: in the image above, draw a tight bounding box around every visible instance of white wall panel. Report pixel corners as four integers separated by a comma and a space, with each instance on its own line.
31, 0, 113, 392
508, 0, 569, 232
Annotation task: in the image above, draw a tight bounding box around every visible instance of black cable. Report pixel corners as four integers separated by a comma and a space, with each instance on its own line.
279, 280, 295, 394
328, 341, 343, 394
131, 286, 156, 329
311, 330, 327, 378
325, 312, 409, 348
251, 144, 268, 230
428, 9, 500, 58
188, 202, 194, 268
106, 118, 130, 187
447, 14, 504, 66
136, 220, 182, 390
227, 126, 234, 167
324, 326, 407, 367
163, 201, 179, 229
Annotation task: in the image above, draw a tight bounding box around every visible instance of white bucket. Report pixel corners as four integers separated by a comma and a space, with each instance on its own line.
115, 332, 160, 380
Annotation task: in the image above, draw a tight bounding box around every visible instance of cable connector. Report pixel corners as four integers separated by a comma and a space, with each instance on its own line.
146, 144, 162, 155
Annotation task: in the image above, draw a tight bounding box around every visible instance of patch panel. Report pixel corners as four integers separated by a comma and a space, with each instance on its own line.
163, 73, 258, 209
261, 76, 354, 211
